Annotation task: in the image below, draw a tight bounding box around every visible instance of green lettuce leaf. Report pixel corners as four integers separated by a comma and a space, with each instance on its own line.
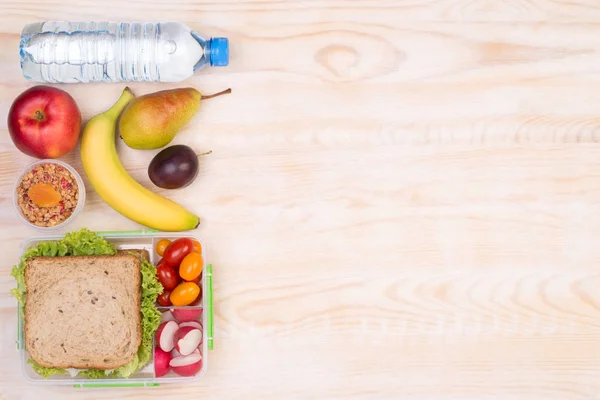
115, 354, 139, 378
12, 229, 163, 380
79, 368, 112, 379
27, 359, 66, 378
114, 258, 162, 378
62, 229, 116, 256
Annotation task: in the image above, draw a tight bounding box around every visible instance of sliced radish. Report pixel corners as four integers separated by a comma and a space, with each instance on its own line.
172, 307, 203, 322
156, 320, 179, 352
154, 346, 172, 377
170, 349, 202, 377
160, 310, 176, 323
179, 321, 203, 330
174, 326, 203, 356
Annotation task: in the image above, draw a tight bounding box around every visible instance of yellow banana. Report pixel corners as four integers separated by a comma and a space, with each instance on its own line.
80, 87, 200, 231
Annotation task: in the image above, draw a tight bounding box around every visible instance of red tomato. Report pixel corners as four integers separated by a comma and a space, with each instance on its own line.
157, 290, 172, 306
170, 282, 200, 306
163, 238, 194, 268
179, 252, 203, 281
187, 271, 202, 284
156, 264, 179, 291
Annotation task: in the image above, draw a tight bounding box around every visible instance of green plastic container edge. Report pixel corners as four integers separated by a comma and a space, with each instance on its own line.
74, 383, 160, 388
207, 264, 214, 350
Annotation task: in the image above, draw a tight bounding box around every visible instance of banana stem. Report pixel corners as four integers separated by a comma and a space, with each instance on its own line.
106, 87, 135, 119
201, 88, 232, 100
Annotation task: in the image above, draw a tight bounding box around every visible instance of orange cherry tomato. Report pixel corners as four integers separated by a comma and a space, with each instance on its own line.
156, 239, 171, 257
190, 287, 203, 305
191, 239, 202, 254
170, 282, 200, 306
179, 252, 203, 282
188, 271, 202, 284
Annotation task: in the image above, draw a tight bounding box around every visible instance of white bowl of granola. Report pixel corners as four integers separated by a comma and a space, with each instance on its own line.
13, 159, 86, 231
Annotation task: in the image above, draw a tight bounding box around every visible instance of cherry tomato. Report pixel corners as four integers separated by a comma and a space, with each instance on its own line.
157, 290, 172, 306
156, 264, 179, 291
163, 238, 194, 267
156, 239, 171, 257
187, 271, 202, 284
190, 287, 203, 306
170, 282, 200, 306
157, 257, 179, 277
179, 252, 203, 281
191, 239, 202, 254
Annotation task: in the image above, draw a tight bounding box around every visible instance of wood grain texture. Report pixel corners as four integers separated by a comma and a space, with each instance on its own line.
2, 0, 600, 399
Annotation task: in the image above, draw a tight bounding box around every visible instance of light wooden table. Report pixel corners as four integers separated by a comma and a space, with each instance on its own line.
2, 1, 600, 399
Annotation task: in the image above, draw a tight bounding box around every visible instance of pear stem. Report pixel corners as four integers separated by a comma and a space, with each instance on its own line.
201, 88, 232, 100
196, 150, 213, 157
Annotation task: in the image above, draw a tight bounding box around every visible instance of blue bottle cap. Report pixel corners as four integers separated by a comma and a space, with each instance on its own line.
209, 38, 229, 67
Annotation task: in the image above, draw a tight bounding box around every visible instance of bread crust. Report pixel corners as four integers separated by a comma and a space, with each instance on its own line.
24, 254, 142, 370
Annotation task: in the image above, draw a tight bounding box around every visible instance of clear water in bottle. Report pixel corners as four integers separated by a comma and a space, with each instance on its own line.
19, 21, 229, 83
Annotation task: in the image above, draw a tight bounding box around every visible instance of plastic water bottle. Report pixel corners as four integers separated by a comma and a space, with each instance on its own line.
19, 21, 229, 83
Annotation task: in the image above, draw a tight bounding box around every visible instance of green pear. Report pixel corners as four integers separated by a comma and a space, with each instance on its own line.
118, 87, 231, 150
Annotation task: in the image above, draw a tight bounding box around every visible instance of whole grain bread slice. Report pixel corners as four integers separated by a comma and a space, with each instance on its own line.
24, 254, 142, 370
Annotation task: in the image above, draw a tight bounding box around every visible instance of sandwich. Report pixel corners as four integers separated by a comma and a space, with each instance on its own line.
25, 254, 143, 370
11, 229, 162, 379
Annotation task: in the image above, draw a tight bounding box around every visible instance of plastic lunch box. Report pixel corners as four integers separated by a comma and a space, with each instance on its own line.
15, 230, 214, 388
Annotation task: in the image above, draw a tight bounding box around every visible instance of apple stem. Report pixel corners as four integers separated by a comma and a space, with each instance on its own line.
201, 88, 232, 100
196, 150, 213, 157
34, 110, 44, 121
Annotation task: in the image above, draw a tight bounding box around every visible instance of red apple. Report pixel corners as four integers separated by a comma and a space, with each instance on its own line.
7, 85, 82, 158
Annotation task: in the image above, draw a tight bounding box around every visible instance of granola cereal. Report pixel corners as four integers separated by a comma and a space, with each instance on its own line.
16, 163, 79, 227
